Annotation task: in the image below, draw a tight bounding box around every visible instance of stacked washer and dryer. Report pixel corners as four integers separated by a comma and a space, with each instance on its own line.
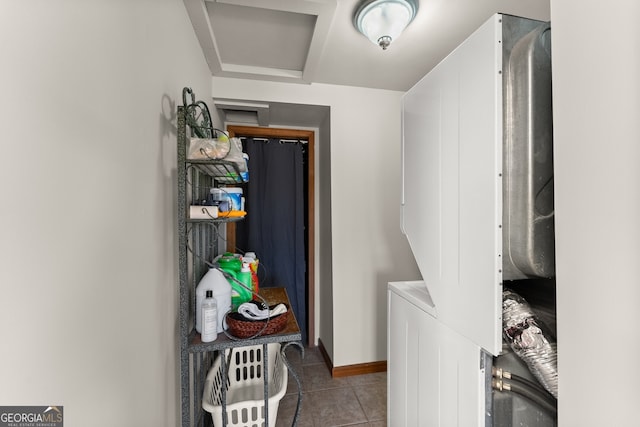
389, 14, 556, 426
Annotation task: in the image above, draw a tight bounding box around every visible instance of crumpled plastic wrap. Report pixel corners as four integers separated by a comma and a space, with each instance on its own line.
188, 136, 231, 160
503, 289, 558, 398
224, 137, 248, 174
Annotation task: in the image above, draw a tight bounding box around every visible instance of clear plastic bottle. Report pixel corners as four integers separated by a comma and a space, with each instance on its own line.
201, 290, 218, 343
195, 267, 231, 333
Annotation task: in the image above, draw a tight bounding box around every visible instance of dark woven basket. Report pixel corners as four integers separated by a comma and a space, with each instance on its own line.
225, 310, 289, 339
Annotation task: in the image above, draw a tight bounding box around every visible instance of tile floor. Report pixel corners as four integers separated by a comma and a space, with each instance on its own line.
275, 346, 387, 427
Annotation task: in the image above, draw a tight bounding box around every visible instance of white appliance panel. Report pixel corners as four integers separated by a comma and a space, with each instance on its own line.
401, 78, 444, 306
388, 281, 439, 426
401, 15, 503, 355
388, 281, 486, 426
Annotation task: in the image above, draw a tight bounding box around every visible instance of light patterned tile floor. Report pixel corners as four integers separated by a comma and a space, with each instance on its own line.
276, 347, 387, 427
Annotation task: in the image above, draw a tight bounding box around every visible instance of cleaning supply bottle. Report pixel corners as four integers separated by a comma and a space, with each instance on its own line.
195, 267, 231, 334
229, 262, 253, 309
201, 290, 217, 343
217, 252, 242, 275
242, 252, 260, 296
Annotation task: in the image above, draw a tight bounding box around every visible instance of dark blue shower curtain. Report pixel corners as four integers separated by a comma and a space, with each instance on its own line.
236, 138, 307, 344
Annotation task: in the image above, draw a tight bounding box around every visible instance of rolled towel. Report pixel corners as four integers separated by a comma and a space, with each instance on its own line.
238, 300, 288, 321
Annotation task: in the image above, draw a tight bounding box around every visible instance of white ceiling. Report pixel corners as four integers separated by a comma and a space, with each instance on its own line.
184, 0, 550, 91
184, 0, 549, 125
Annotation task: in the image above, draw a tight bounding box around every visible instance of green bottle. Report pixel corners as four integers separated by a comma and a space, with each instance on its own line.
230, 262, 253, 309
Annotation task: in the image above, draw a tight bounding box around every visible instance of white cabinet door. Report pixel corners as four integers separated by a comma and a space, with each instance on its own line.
401, 14, 503, 355
388, 282, 486, 427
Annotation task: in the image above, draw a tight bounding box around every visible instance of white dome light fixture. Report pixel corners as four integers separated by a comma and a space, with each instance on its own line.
354, 0, 418, 50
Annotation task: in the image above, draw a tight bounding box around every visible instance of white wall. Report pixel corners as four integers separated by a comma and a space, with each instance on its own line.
551, 0, 640, 425
212, 77, 421, 366
0, 1, 212, 426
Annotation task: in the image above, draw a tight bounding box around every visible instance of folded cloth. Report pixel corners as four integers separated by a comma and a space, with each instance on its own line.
238, 300, 288, 321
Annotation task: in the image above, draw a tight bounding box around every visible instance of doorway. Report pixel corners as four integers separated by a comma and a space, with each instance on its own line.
226, 125, 315, 347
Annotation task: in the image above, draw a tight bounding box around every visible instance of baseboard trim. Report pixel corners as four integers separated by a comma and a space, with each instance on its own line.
317, 338, 334, 371
317, 338, 387, 378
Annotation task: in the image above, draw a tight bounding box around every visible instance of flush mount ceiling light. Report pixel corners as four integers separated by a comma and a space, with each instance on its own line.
354, 0, 418, 50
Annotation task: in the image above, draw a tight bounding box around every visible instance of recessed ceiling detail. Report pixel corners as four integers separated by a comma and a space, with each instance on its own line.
184, 0, 337, 84
183, 0, 550, 91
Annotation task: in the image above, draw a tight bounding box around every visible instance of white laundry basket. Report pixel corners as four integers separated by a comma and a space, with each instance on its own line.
202, 343, 288, 427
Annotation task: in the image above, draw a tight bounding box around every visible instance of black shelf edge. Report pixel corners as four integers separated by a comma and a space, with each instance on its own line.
185, 216, 245, 224
186, 329, 302, 353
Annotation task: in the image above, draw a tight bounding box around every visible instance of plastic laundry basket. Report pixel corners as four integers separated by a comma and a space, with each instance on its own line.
202, 343, 288, 427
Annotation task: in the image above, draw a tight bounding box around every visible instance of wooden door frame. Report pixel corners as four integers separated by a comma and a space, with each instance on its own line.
226, 125, 315, 347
